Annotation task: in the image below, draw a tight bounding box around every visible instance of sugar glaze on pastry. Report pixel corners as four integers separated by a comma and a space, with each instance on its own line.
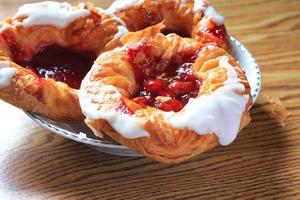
0, 61, 17, 89
203, 6, 224, 25
109, 0, 230, 51
14, 1, 90, 28
0, 2, 128, 121
95, 7, 129, 40
79, 23, 252, 163
80, 48, 248, 145
113, 26, 129, 40
107, 0, 142, 14
79, 23, 251, 145
193, 0, 207, 12
79, 48, 149, 139
163, 56, 249, 145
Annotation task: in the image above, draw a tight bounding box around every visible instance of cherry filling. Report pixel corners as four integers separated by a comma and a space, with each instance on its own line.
204, 24, 227, 40
199, 22, 228, 42
124, 41, 201, 113
16, 45, 96, 89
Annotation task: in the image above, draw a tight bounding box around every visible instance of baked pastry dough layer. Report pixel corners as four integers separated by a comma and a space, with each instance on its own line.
0, 2, 125, 121
80, 24, 252, 163
108, 0, 230, 51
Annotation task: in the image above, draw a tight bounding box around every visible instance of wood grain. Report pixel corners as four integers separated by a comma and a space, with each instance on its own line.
0, 0, 300, 199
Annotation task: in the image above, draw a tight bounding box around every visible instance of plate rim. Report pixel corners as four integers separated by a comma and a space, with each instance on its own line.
229, 36, 261, 103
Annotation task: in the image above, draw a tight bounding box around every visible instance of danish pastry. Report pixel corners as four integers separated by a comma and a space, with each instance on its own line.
79, 24, 252, 163
0, 2, 127, 121
108, 0, 230, 51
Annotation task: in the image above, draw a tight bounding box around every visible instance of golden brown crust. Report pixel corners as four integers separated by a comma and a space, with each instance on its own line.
0, 3, 123, 121
111, 0, 230, 51
86, 118, 219, 163
82, 24, 252, 163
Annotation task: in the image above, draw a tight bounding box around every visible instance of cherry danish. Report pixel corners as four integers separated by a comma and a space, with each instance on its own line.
108, 0, 230, 51
79, 24, 252, 163
0, 2, 126, 121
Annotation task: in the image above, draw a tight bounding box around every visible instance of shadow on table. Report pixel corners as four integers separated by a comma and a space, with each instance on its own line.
3, 103, 292, 199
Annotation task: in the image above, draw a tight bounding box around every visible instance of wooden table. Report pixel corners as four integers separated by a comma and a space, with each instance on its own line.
0, 0, 299, 199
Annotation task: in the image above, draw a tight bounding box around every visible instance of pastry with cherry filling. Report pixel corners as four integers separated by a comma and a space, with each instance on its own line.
79, 24, 252, 163
108, 0, 230, 51
0, 2, 127, 121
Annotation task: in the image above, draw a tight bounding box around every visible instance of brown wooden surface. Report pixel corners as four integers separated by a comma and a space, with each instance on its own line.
0, 0, 300, 199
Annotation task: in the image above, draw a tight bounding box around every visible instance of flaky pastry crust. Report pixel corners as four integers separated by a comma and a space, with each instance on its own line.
0, 3, 123, 121
81, 24, 252, 163
110, 0, 230, 51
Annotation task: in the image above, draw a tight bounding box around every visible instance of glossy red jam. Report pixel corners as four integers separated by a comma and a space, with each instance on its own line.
16, 45, 96, 89
204, 24, 227, 40
198, 22, 228, 44
125, 41, 201, 113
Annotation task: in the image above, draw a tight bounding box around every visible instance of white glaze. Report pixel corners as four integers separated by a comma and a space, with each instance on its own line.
95, 7, 128, 40
163, 56, 249, 145
14, 1, 90, 29
80, 49, 249, 145
79, 60, 149, 139
113, 25, 129, 40
0, 61, 17, 89
96, 7, 126, 26
193, 0, 207, 12
0, 24, 13, 33
204, 6, 224, 26
107, 0, 142, 13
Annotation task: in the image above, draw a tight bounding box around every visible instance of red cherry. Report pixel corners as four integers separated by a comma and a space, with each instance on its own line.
126, 41, 202, 113
176, 63, 196, 81
205, 24, 227, 40
144, 79, 167, 94
168, 81, 196, 95
195, 80, 201, 90
156, 99, 183, 112
198, 23, 227, 46
180, 94, 191, 105
132, 96, 148, 107
157, 90, 176, 98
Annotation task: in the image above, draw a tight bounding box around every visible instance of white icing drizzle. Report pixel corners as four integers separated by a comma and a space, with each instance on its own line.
107, 0, 142, 13
204, 6, 224, 25
193, 0, 207, 12
114, 26, 129, 40
80, 51, 249, 145
14, 1, 90, 29
96, 7, 126, 26
0, 61, 17, 89
79, 60, 148, 139
163, 56, 249, 145
95, 7, 128, 40
0, 24, 13, 33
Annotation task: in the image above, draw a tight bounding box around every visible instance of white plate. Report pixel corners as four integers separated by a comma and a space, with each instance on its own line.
25, 36, 261, 157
